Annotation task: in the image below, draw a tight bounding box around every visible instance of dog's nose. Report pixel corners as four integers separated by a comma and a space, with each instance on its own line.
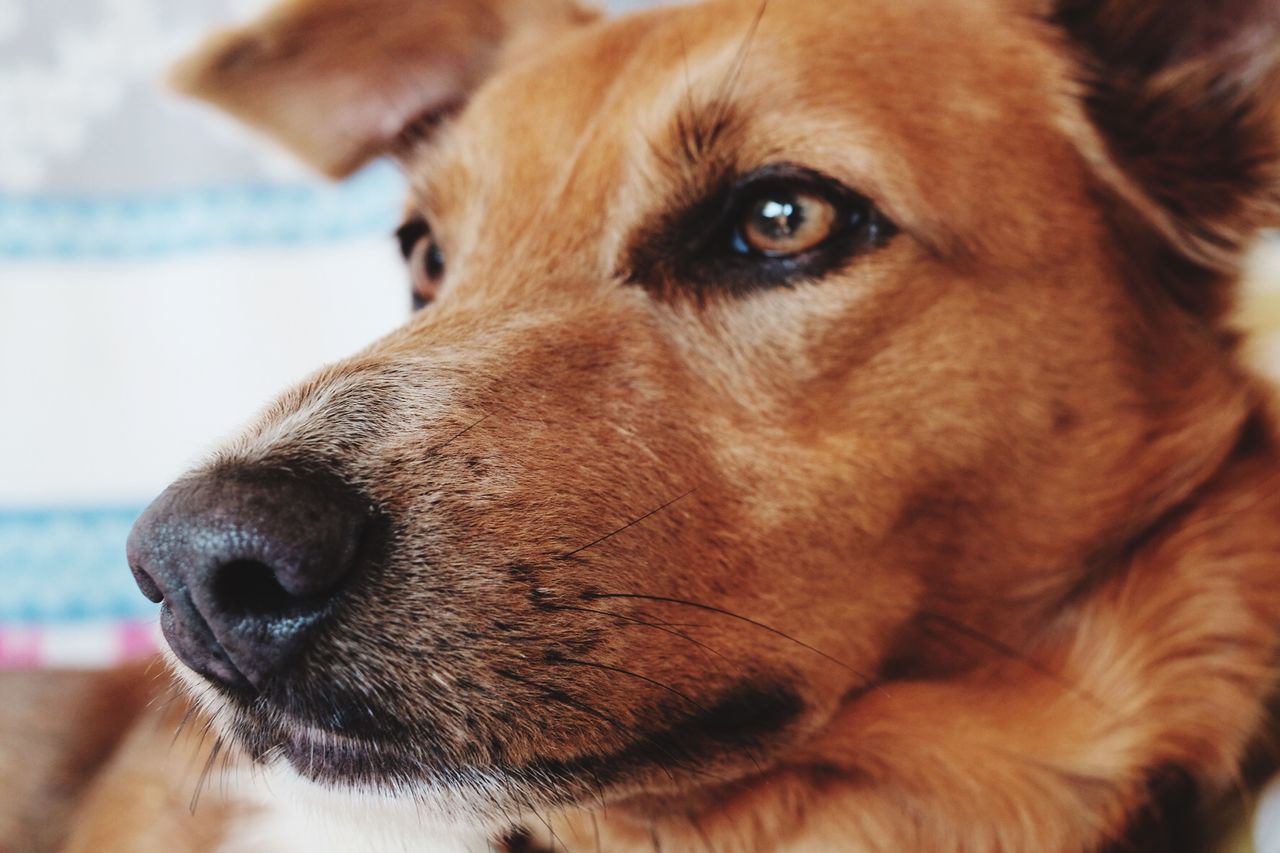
126, 468, 371, 693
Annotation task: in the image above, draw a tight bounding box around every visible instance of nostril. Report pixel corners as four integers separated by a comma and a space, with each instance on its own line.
214, 559, 310, 618
128, 467, 380, 691
130, 563, 164, 604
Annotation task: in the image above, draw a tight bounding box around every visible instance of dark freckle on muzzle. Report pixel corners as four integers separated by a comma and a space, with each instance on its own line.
126, 466, 384, 695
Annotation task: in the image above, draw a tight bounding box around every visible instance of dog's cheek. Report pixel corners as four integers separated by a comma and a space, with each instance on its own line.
222, 295, 907, 774
309, 410, 797, 768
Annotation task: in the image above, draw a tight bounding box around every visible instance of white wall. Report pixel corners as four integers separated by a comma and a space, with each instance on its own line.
0, 241, 407, 507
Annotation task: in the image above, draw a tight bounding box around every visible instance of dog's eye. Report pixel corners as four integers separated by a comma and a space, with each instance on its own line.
395, 218, 446, 311
627, 165, 896, 297
734, 189, 837, 258
700, 168, 895, 291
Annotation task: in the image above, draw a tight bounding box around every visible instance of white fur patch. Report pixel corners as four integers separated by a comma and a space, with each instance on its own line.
164, 653, 528, 853
217, 765, 496, 853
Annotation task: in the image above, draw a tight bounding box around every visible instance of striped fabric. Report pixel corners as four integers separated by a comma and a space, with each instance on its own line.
0, 0, 406, 669
0, 620, 160, 669
0, 0, 655, 671
0, 166, 402, 260
0, 507, 158, 667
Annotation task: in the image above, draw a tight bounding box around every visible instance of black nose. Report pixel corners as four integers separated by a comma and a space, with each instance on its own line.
127, 468, 372, 693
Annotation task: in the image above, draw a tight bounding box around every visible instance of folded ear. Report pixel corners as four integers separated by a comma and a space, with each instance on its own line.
1054, 0, 1280, 317
171, 0, 597, 178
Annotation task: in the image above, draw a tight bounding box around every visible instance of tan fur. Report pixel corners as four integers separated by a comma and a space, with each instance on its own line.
9, 0, 1280, 850
0, 663, 239, 852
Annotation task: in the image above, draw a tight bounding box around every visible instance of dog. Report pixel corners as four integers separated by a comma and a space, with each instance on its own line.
4, 0, 1280, 850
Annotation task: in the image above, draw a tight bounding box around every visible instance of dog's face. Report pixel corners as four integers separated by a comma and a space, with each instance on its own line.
129, 0, 1280, 835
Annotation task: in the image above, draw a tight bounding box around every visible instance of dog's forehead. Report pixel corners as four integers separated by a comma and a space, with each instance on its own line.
410, 0, 1091, 270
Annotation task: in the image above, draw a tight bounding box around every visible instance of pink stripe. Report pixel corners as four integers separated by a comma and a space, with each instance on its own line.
0, 628, 43, 669
119, 620, 160, 661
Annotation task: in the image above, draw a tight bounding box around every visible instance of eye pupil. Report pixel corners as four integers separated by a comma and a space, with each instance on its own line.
396, 217, 447, 312
737, 188, 836, 258
425, 242, 446, 281
756, 198, 804, 239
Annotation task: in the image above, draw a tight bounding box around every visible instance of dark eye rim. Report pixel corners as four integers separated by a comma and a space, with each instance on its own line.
710, 164, 893, 266
395, 216, 447, 311
627, 163, 897, 297
395, 217, 429, 261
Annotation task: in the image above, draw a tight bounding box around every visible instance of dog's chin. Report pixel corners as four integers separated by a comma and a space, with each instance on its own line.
167, 667, 547, 827
165, 657, 420, 788
227, 705, 532, 829
167, 648, 812, 829
268, 721, 416, 786
233, 752, 518, 849
220, 698, 446, 791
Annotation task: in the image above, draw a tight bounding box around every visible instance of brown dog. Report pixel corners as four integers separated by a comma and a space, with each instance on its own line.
5, 0, 1280, 850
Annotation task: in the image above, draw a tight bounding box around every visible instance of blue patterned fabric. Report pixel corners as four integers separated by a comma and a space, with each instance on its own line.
0, 0, 657, 663
0, 163, 402, 259
0, 0, 406, 650
0, 507, 149, 624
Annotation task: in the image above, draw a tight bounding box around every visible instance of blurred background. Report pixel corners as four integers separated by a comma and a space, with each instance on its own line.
0, 0, 654, 668
0, 0, 1276, 670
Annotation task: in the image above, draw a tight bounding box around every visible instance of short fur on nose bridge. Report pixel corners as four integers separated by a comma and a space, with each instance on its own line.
126, 467, 374, 693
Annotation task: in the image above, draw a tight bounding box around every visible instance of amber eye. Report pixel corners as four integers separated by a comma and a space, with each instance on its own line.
625, 164, 895, 296
409, 237, 446, 307
734, 190, 838, 257
396, 218, 446, 310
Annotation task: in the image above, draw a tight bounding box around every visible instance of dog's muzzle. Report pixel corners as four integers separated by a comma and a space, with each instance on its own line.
127, 467, 374, 694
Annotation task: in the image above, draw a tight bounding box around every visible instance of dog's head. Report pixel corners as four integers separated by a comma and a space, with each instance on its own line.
128, 0, 1280, 833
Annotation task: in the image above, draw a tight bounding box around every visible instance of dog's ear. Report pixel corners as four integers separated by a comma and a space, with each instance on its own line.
1053, 0, 1280, 317
171, 0, 597, 178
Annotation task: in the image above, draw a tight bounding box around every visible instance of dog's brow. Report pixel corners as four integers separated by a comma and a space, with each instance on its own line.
663, 10, 764, 175
402, 129, 471, 223
669, 96, 746, 174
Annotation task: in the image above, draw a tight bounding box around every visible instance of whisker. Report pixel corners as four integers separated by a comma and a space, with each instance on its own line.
433, 411, 493, 454
150, 683, 187, 733
497, 670, 699, 785
586, 591, 875, 686
193, 708, 220, 753
528, 805, 565, 853
143, 656, 165, 678
917, 610, 1106, 709
172, 700, 202, 746
559, 762, 611, 820
218, 736, 237, 800
708, 0, 768, 126
190, 736, 223, 814
496, 669, 628, 733
677, 32, 699, 164
553, 603, 734, 665
550, 654, 767, 775
549, 656, 712, 716
557, 488, 697, 560
145, 674, 180, 713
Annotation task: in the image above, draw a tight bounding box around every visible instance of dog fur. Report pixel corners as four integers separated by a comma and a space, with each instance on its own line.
4, 0, 1280, 850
